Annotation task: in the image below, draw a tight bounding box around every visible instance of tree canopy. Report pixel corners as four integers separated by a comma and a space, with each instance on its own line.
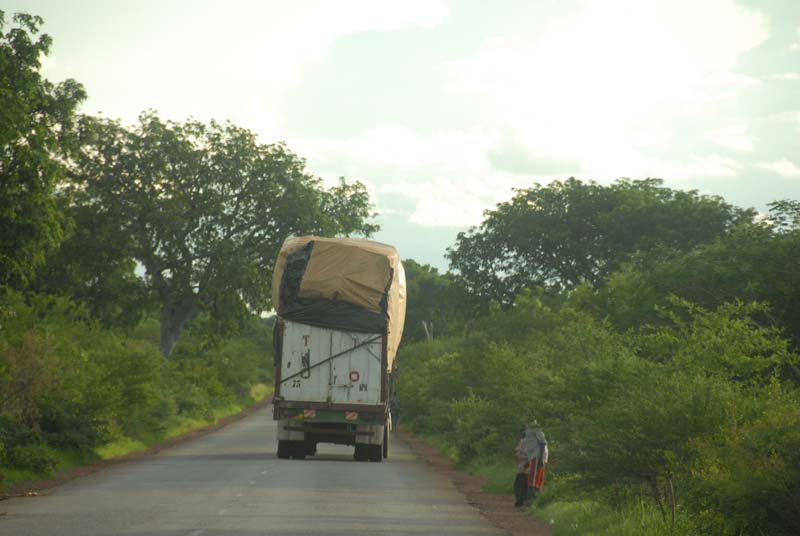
599, 210, 800, 350
401, 259, 474, 344
67, 113, 378, 356
447, 178, 752, 303
0, 11, 86, 287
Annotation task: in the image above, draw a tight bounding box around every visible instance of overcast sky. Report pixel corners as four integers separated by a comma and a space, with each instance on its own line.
10, 0, 800, 270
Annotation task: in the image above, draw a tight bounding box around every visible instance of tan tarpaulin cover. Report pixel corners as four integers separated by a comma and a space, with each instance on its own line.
272, 236, 406, 369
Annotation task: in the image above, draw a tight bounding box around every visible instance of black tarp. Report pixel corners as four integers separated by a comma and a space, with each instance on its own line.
277, 241, 392, 333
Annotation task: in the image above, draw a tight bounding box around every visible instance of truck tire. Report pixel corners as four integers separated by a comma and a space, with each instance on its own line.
277, 440, 291, 459
368, 444, 383, 462
304, 441, 317, 456
382, 427, 389, 459
354, 443, 369, 461
290, 442, 306, 460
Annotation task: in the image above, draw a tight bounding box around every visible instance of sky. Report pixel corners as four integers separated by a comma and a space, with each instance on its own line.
8, 0, 800, 270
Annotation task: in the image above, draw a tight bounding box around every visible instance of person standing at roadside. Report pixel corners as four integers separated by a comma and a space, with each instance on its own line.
523, 423, 548, 502
513, 427, 529, 507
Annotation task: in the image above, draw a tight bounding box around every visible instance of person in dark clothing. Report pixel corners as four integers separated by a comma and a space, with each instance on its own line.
513, 428, 529, 507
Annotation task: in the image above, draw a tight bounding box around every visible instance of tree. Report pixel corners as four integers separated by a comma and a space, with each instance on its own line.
401, 259, 474, 344
447, 178, 751, 303
68, 113, 378, 356
32, 195, 154, 328
600, 214, 800, 349
564, 370, 735, 526
0, 11, 86, 287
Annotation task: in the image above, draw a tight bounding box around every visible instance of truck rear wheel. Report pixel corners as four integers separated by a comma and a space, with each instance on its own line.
354, 443, 369, 461
368, 444, 382, 462
290, 442, 306, 459
277, 440, 291, 459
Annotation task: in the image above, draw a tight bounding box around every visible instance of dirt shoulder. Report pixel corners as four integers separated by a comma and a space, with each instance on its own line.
0, 397, 271, 500
399, 430, 553, 536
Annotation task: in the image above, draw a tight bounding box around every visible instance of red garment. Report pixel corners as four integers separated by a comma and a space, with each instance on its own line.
527, 458, 537, 488
534, 463, 547, 490
526, 458, 547, 490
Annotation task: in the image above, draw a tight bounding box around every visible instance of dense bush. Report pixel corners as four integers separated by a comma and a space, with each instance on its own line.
0, 289, 272, 484
688, 382, 800, 536
398, 294, 800, 534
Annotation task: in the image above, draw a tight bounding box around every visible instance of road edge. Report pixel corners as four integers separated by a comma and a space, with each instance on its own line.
398, 430, 553, 536
0, 396, 272, 501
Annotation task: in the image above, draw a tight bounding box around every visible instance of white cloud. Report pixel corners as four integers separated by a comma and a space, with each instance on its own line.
297, 123, 566, 228
758, 159, 800, 177
330, 0, 449, 31
294, 124, 492, 175
792, 27, 800, 50
42, 0, 449, 140
660, 155, 742, 179
772, 73, 800, 80
445, 0, 768, 180
706, 126, 754, 151
293, 125, 514, 227
382, 178, 488, 227
571, 154, 742, 182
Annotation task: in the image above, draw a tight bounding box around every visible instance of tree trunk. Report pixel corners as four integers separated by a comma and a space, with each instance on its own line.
667, 475, 677, 528
159, 293, 199, 357
650, 477, 667, 523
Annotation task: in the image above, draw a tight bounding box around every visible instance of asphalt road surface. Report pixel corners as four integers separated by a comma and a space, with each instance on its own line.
0, 406, 507, 536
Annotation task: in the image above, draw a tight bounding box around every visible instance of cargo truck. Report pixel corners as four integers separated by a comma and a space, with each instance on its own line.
270, 236, 406, 462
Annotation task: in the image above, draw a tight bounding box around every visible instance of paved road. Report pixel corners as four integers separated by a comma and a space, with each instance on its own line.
0, 406, 506, 536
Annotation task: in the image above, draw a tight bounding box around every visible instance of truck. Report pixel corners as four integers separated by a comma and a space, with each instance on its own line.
270, 236, 406, 462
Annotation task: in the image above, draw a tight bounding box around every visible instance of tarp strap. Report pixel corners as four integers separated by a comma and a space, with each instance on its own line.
279, 335, 383, 385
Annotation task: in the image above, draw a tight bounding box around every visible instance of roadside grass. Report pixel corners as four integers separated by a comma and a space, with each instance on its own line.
94, 385, 273, 462
533, 498, 689, 536
249, 382, 271, 402
2, 385, 273, 490
2, 467, 41, 487
2, 448, 98, 488
408, 431, 689, 536
465, 459, 512, 493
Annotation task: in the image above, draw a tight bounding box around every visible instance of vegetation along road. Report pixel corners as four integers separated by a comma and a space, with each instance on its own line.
3, 8, 800, 535
0, 406, 506, 536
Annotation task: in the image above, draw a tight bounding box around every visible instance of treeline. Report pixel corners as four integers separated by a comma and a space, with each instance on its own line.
0, 12, 376, 486
399, 179, 800, 535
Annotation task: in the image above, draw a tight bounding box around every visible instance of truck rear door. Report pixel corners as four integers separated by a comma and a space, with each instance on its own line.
280, 320, 383, 405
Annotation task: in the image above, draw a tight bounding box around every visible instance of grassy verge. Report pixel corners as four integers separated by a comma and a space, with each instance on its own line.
408, 431, 687, 536
2, 384, 272, 490
534, 498, 689, 536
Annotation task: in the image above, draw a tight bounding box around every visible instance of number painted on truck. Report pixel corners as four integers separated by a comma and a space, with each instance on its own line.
359, 383, 368, 392
292, 379, 301, 388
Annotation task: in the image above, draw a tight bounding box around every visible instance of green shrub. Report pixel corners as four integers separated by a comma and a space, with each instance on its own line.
8, 444, 57, 475
1, 289, 272, 482
688, 382, 800, 536
38, 398, 106, 453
